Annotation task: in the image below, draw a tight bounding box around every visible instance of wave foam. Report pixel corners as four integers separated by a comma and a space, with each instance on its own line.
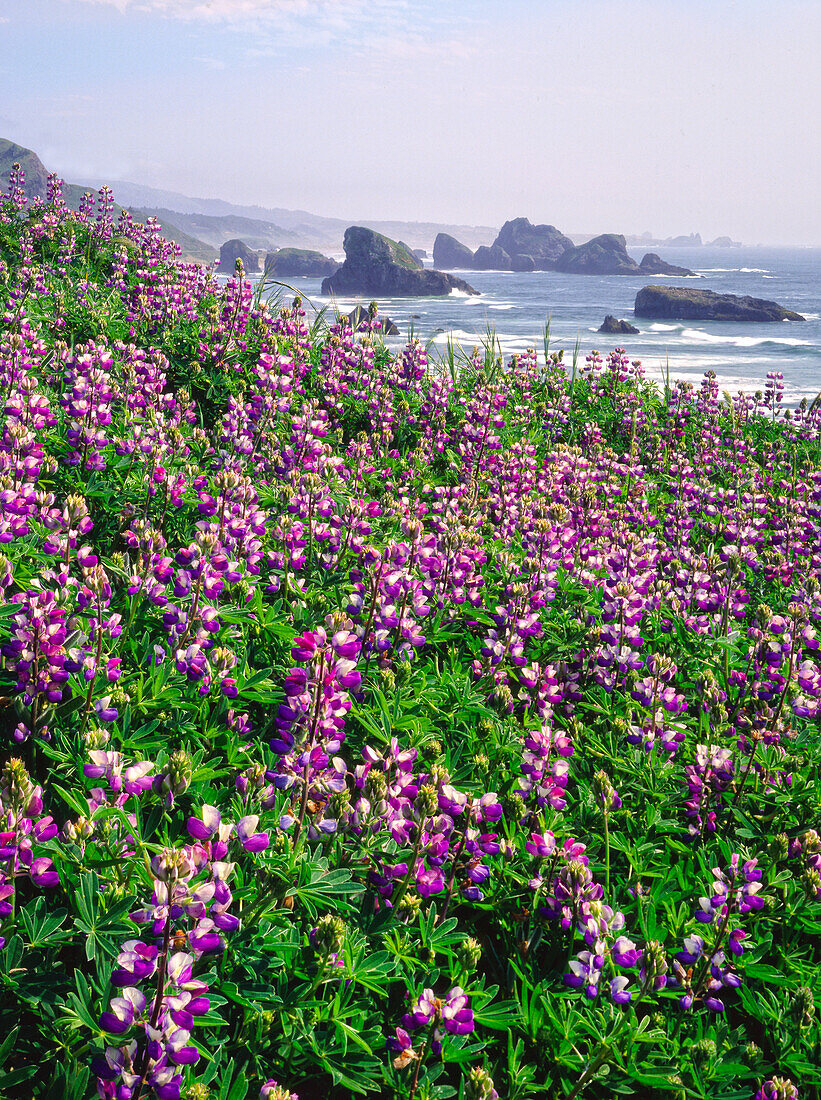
680, 327, 808, 349
697, 267, 771, 274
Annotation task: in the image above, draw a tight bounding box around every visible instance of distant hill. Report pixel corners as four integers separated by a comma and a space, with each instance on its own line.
132, 207, 299, 252
81, 177, 498, 253
0, 138, 216, 263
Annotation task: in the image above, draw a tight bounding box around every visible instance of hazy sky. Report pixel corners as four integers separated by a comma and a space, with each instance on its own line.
1, 0, 820, 244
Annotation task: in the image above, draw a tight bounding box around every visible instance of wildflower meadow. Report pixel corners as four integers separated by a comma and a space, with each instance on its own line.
0, 164, 819, 1100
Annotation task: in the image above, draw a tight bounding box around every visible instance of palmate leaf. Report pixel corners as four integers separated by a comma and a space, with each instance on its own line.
287, 866, 364, 918
340, 945, 395, 993
18, 897, 68, 948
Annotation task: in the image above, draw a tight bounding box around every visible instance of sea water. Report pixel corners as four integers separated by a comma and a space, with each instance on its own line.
255, 245, 821, 404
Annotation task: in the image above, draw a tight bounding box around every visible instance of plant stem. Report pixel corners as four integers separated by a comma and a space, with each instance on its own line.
407, 1027, 431, 1100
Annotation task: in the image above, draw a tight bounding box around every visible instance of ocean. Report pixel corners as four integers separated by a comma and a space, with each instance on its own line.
254, 245, 821, 405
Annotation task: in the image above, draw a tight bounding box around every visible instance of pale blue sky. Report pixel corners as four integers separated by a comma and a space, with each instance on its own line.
1, 0, 819, 244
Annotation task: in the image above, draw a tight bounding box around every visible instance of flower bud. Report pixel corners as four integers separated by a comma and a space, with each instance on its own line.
801, 829, 820, 853
418, 784, 439, 817
397, 893, 421, 918
768, 833, 790, 861
311, 914, 345, 956
184, 1085, 211, 1100
691, 1038, 716, 1067
741, 1042, 761, 1066
465, 1067, 498, 1100
755, 1077, 799, 1100
259, 1082, 298, 1100
592, 769, 621, 813
456, 937, 482, 973
789, 986, 815, 1029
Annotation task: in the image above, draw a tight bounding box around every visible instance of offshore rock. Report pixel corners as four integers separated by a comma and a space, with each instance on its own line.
639, 253, 696, 277
510, 253, 536, 271
493, 217, 573, 269
264, 248, 338, 277
473, 243, 512, 270
322, 226, 478, 297
218, 239, 260, 273
432, 232, 475, 269
635, 285, 805, 322
599, 315, 639, 334
555, 234, 640, 275
347, 305, 400, 335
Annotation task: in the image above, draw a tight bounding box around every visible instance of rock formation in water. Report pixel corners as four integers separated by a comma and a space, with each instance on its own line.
432, 233, 475, 269
321, 226, 478, 297
555, 234, 640, 275
599, 315, 639, 334
264, 248, 338, 277
473, 244, 512, 271
639, 253, 696, 277
347, 305, 400, 335
634, 286, 805, 322
493, 217, 573, 269
218, 239, 260, 273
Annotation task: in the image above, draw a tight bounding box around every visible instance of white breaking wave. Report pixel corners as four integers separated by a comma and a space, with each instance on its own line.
697, 267, 771, 274
680, 328, 807, 348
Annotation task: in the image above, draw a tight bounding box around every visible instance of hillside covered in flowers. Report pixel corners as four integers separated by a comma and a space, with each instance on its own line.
0, 166, 819, 1100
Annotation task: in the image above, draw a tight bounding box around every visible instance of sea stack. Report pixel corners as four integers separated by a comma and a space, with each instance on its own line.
432, 233, 475, 269
219, 239, 260, 273
493, 217, 573, 269
555, 234, 640, 275
322, 226, 478, 297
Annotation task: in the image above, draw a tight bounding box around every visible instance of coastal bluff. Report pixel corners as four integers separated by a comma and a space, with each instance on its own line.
322, 227, 478, 297
635, 286, 805, 322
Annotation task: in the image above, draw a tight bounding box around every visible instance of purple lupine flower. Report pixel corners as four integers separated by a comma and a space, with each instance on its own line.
610, 976, 631, 1004
260, 1081, 299, 1100
754, 1078, 799, 1100
100, 987, 146, 1034
236, 814, 270, 852
387, 1027, 417, 1070
441, 987, 474, 1034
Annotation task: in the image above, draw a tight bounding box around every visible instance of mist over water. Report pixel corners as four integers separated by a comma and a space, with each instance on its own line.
254, 245, 821, 404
